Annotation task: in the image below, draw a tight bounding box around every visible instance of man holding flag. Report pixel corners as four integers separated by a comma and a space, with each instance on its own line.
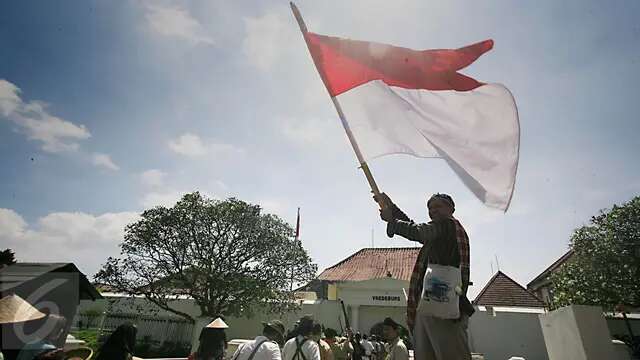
375, 192, 473, 359
291, 3, 520, 359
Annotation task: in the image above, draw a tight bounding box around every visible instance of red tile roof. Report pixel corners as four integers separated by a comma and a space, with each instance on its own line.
473, 271, 545, 308
527, 249, 574, 290
318, 248, 420, 282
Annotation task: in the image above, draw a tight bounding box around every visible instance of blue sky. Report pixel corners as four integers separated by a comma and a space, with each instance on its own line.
1, 0, 639, 297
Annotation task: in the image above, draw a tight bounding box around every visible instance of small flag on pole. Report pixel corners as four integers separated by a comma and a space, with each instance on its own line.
295, 207, 301, 241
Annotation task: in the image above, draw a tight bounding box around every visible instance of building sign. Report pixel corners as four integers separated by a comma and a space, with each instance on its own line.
372, 295, 401, 302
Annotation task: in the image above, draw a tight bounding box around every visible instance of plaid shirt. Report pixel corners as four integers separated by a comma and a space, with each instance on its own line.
387, 215, 470, 331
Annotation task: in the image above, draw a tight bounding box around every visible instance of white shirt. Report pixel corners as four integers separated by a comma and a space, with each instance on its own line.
232, 336, 282, 360
384, 337, 408, 360
282, 336, 321, 360
361, 340, 375, 358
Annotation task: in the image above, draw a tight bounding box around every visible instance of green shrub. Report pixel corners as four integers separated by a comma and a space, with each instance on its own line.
134, 338, 191, 358
70, 329, 100, 353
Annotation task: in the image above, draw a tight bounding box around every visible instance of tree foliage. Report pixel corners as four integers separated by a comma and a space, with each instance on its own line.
96, 192, 317, 322
0, 248, 17, 268
551, 196, 640, 310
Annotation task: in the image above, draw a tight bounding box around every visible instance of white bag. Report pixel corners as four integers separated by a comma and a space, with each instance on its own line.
416, 263, 462, 319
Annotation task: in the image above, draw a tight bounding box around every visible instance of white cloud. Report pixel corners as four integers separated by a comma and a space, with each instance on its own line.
455, 200, 504, 237
281, 116, 343, 150
214, 180, 228, 191
168, 133, 208, 156
0, 80, 21, 116
0, 208, 27, 238
259, 199, 287, 216
168, 132, 244, 158
140, 169, 166, 188
140, 190, 185, 208
0, 208, 139, 276
0, 79, 91, 153
243, 11, 295, 71
144, 3, 214, 45
208, 142, 245, 157
91, 153, 119, 171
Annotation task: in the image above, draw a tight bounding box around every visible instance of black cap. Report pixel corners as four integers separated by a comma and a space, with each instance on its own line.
428, 193, 455, 212
299, 315, 314, 326
262, 320, 285, 338
324, 328, 338, 338
297, 315, 314, 335
382, 317, 399, 330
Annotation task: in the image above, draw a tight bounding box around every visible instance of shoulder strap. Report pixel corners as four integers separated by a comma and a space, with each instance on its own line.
294, 338, 308, 360
231, 344, 246, 360
246, 340, 269, 360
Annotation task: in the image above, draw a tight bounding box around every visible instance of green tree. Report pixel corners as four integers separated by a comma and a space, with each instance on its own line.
0, 248, 17, 268
95, 192, 317, 322
551, 196, 640, 310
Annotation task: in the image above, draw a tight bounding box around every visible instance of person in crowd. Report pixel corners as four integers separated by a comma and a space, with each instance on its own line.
323, 329, 352, 360
351, 333, 365, 360
369, 335, 384, 360
282, 316, 320, 360
16, 314, 67, 360
231, 319, 284, 360
381, 318, 407, 360
310, 323, 332, 360
0, 294, 50, 360
368, 336, 376, 360
285, 320, 300, 341
95, 323, 139, 360
189, 318, 229, 360
359, 335, 374, 360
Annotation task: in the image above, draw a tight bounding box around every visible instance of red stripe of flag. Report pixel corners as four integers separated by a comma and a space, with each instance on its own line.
304, 32, 494, 97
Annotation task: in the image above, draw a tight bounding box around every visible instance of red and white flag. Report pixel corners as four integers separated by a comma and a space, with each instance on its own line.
304, 33, 519, 211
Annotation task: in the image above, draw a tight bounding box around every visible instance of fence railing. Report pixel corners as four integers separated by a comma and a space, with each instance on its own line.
73, 312, 194, 345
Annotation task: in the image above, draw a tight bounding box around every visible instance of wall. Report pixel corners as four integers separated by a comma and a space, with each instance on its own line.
77, 294, 200, 319
539, 305, 616, 360
336, 278, 409, 308
468, 307, 549, 360
222, 300, 342, 340
77, 278, 410, 336
336, 277, 409, 332
607, 316, 640, 340
358, 305, 406, 335
77, 296, 342, 341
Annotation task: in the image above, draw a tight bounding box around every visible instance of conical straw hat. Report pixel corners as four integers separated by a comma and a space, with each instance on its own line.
206, 317, 228, 329
0, 294, 46, 324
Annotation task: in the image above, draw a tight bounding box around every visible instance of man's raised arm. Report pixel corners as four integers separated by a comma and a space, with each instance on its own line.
375, 193, 442, 244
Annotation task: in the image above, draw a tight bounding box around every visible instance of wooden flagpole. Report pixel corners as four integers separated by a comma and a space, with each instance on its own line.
290, 207, 300, 291
290, 2, 382, 199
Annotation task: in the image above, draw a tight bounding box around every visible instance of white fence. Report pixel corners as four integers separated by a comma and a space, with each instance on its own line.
74, 313, 194, 345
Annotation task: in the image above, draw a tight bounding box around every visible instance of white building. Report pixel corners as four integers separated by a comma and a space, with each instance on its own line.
306, 247, 418, 333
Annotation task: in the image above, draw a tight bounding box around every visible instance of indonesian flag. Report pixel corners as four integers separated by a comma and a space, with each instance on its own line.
304, 33, 520, 211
